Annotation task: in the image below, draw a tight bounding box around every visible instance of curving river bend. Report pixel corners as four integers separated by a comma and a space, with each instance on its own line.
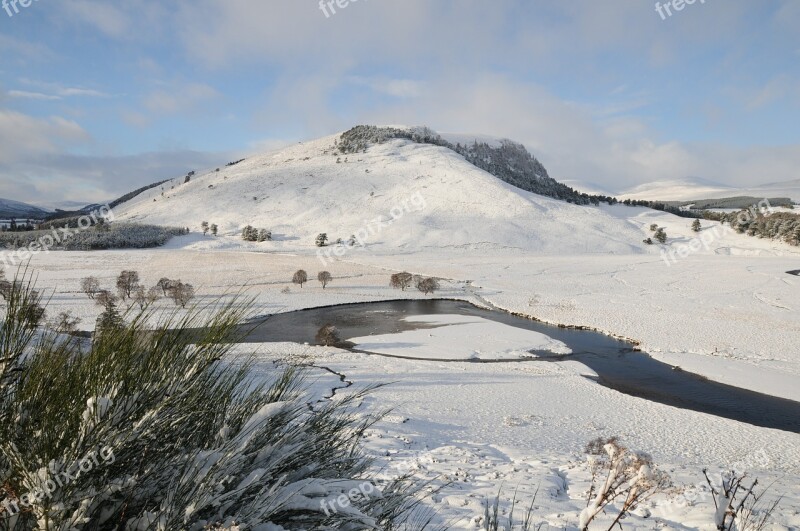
241, 299, 800, 434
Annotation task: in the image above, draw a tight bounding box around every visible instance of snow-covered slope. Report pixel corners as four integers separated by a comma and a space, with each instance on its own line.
0, 197, 51, 218
620, 177, 735, 201
115, 133, 645, 255
622, 176, 800, 203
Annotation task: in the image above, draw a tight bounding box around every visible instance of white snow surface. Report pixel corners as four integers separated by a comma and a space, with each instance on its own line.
350, 314, 571, 360
621, 176, 800, 202
10, 131, 800, 529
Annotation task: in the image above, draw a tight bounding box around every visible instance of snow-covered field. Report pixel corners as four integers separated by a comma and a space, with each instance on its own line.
7, 134, 800, 529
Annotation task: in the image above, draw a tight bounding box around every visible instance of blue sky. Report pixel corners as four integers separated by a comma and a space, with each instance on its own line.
0, 0, 798, 205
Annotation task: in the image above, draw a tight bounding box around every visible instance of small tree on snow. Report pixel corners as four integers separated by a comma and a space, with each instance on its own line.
258, 229, 272, 242
169, 281, 195, 308
692, 219, 702, 232
210, 224, 218, 236
201, 221, 209, 235
81, 276, 101, 300
292, 270, 308, 288
416, 277, 439, 296
649, 223, 659, 232
318, 271, 332, 289
315, 233, 329, 247
157, 277, 174, 296
390, 272, 414, 291
654, 227, 667, 244
116, 270, 141, 300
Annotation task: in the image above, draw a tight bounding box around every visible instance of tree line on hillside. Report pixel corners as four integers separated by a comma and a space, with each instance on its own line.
703, 209, 800, 246
335, 125, 712, 215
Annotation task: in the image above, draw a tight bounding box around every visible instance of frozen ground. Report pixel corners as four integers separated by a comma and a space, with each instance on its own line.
6, 133, 799, 528
350, 314, 572, 359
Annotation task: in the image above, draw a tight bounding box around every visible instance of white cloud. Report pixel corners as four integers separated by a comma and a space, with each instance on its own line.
143, 83, 220, 114
0, 110, 90, 162
7, 90, 61, 101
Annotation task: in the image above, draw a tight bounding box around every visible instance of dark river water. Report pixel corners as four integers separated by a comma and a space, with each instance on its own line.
241, 299, 800, 434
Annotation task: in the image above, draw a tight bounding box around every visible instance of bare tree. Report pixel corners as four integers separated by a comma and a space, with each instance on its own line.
318, 271, 332, 289
315, 324, 341, 347
95, 290, 118, 308
81, 276, 101, 300
157, 277, 174, 296
292, 270, 308, 288
416, 277, 440, 296
390, 272, 414, 291
168, 282, 195, 308
133, 285, 161, 310
50, 311, 81, 334
116, 270, 141, 300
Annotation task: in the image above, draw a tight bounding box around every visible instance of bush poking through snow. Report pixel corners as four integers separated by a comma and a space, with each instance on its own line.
580, 437, 671, 531
0, 272, 432, 530
482, 488, 541, 531
702, 469, 780, 531
315, 324, 341, 347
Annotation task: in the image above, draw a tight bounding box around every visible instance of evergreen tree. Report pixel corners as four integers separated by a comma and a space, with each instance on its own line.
691, 219, 702, 232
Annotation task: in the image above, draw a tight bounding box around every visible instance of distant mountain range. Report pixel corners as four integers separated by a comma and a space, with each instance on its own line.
619, 177, 800, 203
0, 198, 51, 219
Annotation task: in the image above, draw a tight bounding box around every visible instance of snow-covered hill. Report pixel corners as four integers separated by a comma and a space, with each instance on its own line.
115, 132, 646, 255
0, 197, 51, 219
620, 177, 735, 201
621, 176, 800, 203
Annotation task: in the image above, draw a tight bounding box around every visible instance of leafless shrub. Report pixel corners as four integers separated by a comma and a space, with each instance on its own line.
703, 469, 780, 531
580, 437, 671, 531
315, 324, 341, 347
